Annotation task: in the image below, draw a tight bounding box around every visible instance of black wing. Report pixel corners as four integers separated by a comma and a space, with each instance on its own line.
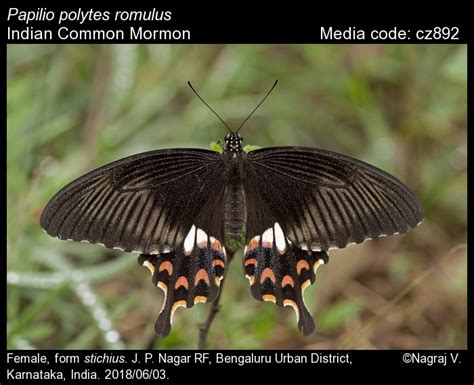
244, 146, 423, 251
241, 146, 423, 335
41, 149, 229, 337
40, 149, 226, 254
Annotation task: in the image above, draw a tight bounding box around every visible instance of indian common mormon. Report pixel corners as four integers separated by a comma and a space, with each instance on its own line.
40, 81, 423, 337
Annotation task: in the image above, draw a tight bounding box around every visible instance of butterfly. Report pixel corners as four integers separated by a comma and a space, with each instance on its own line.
40, 81, 423, 337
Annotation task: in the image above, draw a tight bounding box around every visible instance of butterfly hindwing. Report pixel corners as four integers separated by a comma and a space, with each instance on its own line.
139, 226, 227, 337
243, 223, 328, 335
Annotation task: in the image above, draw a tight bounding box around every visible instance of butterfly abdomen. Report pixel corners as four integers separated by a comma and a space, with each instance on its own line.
224, 181, 245, 240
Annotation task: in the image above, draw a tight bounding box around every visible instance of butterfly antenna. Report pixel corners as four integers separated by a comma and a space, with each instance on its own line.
188, 81, 233, 133
236, 80, 278, 133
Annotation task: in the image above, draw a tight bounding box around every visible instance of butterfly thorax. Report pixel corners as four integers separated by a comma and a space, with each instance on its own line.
224, 132, 243, 153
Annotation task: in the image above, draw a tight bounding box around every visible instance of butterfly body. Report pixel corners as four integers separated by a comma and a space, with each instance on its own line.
222, 135, 247, 241
41, 122, 423, 337
223, 178, 246, 241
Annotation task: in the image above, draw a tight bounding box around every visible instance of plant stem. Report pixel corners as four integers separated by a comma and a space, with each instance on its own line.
146, 334, 159, 350
197, 279, 225, 349
197, 247, 237, 349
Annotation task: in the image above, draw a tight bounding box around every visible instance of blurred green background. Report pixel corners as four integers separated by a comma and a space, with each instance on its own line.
7, 44, 467, 349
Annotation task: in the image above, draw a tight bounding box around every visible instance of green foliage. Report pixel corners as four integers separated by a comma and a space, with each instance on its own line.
209, 141, 223, 153
243, 144, 261, 152
7, 44, 467, 349
318, 299, 364, 333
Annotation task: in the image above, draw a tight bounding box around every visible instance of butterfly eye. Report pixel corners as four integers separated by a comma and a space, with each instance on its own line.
237, 134, 243, 142
225, 133, 231, 141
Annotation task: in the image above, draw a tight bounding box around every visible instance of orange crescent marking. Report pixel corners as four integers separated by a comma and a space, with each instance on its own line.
244, 258, 258, 267
194, 296, 207, 304
245, 274, 255, 286
194, 269, 210, 286
262, 294, 276, 303
215, 275, 224, 286
282, 275, 295, 288
157, 281, 167, 294
143, 260, 155, 275
212, 259, 225, 268
175, 276, 189, 290
158, 261, 173, 275
296, 260, 310, 274
247, 238, 260, 252
301, 279, 311, 292
170, 300, 187, 324
313, 259, 325, 272
260, 268, 276, 284
211, 239, 223, 252
174, 300, 187, 307
283, 299, 300, 320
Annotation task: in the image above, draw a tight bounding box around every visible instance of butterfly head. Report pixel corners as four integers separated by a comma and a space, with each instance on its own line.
225, 133, 243, 153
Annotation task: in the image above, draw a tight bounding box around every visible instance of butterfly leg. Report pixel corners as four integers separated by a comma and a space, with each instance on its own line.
243, 223, 328, 335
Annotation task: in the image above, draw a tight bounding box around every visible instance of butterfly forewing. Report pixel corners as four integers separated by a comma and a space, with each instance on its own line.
244, 147, 423, 251
40, 149, 225, 254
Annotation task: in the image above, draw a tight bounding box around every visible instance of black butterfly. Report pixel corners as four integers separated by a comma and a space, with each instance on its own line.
40, 81, 423, 337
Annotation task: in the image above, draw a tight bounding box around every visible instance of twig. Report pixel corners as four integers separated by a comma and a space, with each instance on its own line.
146, 333, 160, 350
197, 279, 225, 349
144, 280, 225, 350
197, 247, 237, 349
